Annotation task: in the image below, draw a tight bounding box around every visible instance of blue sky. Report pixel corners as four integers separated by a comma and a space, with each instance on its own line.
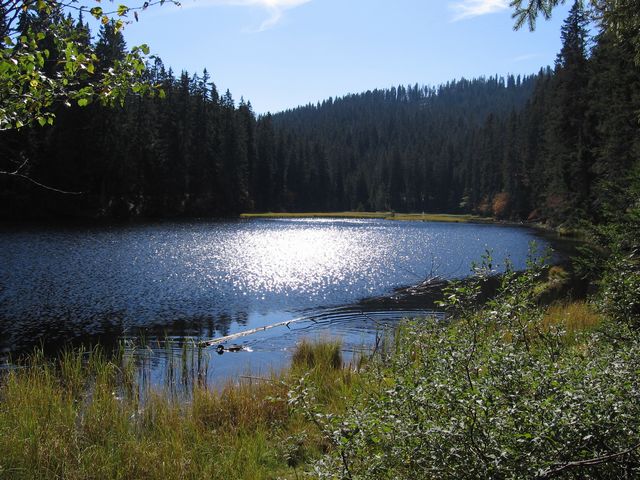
120, 0, 572, 114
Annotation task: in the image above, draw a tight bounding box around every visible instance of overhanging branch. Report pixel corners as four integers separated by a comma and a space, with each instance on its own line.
0, 169, 83, 194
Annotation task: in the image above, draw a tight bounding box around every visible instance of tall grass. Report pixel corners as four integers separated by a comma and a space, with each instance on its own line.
0, 339, 355, 480
291, 338, 342, 371
290, 337, 355, 409
542, 301, 602, 334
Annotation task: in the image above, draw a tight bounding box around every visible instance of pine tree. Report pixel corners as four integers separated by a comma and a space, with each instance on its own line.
95, 20, 127, 69
543, 0, 591, 221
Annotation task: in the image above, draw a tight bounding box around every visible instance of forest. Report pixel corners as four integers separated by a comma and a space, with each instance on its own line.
1, 1, 638, 229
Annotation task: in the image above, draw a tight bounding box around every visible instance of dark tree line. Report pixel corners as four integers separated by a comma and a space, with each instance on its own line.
1, 0, 639, 226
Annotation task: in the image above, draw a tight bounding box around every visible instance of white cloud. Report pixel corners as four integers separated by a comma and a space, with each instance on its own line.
450, 0, 509, 21
183, 0, 311, 31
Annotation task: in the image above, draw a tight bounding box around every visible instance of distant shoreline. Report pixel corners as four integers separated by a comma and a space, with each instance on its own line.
240, 211, 585, 239
240, 211, 492, 223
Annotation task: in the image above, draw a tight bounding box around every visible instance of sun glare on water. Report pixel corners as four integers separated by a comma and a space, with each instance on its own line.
228, 225, 379, 297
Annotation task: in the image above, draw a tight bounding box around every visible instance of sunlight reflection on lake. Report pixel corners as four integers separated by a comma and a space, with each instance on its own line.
0, 217, 551, 382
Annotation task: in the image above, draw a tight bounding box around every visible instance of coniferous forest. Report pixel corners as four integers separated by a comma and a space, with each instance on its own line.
1, 1, 639, 230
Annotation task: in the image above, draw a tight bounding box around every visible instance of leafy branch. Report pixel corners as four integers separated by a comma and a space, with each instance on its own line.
1, 0, 174, 130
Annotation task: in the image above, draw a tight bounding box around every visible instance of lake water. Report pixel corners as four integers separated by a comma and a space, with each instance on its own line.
0, 218, 550, 383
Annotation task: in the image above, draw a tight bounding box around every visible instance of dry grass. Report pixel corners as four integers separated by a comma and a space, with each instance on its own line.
533, 265, 572, 299
390, 213, 489, 223
240, 211, 390, 219
542, 301, 603, 335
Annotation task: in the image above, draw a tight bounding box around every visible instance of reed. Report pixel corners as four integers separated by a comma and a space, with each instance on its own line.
291, 337, 342, 371
0, 339, 356, 480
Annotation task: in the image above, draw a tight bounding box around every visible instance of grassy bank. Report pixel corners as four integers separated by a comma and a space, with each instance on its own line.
240, 211, 490, 223
0, 340, 355, 480
307, 254, 640, 478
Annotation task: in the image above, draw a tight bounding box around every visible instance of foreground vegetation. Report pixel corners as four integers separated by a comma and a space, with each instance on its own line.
304, 251, 640, 478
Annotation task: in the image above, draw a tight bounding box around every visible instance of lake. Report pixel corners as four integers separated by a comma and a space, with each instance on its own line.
0, 218, 551, 383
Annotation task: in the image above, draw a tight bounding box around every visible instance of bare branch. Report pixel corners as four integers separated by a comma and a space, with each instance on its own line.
0, 170, 83, 194
538, 442, 640, 478
11, 157, 28, 174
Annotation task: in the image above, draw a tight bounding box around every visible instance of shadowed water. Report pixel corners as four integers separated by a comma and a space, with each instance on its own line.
0, 217, 549, 382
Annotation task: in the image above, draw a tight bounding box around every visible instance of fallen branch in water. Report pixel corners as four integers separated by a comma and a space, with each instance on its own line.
199, 307, 440, 349
198, 314, 318, 347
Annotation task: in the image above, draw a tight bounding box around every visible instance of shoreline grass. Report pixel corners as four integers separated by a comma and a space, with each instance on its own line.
240, 211, 491, 223
0, 339, 355, 480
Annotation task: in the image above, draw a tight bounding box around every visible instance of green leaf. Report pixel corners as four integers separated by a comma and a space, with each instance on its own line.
37, 117, 47, 127
77, 98, 89, 107
117, 4, 129, 16
90, 7, 103, 19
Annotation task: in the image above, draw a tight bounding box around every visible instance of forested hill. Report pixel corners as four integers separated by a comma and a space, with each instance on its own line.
270, 76, 540, 214
1, 1, 639, 225
272, 0, 640, 226
276, 76, 536, 132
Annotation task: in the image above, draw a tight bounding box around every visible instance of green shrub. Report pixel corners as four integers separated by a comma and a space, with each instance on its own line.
597, 252, 640, 328
302, 251, 640, 479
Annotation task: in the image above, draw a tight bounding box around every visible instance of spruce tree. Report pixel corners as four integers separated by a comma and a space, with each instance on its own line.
543, 0, 591, 221
95, 20, 127, 69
